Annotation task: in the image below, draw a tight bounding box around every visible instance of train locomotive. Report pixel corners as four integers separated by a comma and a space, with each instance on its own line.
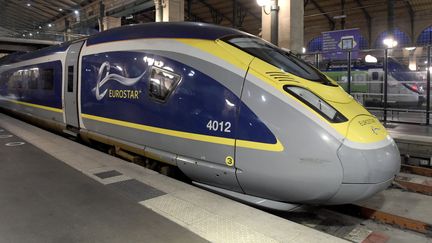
0, 22, 400, 210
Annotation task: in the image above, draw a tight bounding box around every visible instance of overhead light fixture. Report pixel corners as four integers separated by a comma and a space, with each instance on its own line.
333, 15, 347, 19
26, 3, 31, 7
29, 33, 33, 37
59, 8, 63, 12
74, 10, 79, 15
408, 63, 416, 71
365, 54, 378, 63
38, 26, 42, 29
404, 47, 416, 51
383, 38, 398, 48
48, 23, 52, 27
302, 47, 306, 53
256, 0, 271, 7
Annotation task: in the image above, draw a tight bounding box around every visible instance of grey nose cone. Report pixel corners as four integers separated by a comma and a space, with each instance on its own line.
337, 136, 400, 184
326, 136, 400, 204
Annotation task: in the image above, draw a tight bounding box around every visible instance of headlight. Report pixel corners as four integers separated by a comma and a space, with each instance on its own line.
284, 85, 348, 123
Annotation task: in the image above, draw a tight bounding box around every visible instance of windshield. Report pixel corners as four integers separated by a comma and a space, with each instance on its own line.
221, 35, 334, 85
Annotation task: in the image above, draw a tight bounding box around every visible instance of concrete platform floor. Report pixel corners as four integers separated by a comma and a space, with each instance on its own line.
386, 123, 432, 137
0, 127, 205, 243
387, 123, 432, 143
0, 112, 345, 243
358, 188, 432, 225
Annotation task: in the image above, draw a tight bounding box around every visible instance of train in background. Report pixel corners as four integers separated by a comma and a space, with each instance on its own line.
0, 22, 400, 210
323, 57, 426, 108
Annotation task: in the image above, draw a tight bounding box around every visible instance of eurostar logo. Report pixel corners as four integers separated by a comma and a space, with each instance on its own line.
371, 126, 380, 135
94, 61, 146, 101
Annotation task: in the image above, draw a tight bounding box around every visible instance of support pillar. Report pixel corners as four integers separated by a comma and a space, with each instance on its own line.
64, 19, 71, 41
155, 0, 163, 22
162, 0, 184, 22
102, 16, 121, 31
387, 0, 395, 37
98, 1, 105, 31
261, 0, 303, 53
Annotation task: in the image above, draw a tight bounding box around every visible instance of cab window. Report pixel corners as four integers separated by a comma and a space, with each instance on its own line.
148, 66, 181, 102
221, 35, 335, 86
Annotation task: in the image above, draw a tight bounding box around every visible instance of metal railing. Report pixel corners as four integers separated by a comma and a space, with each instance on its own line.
300, 46, 432, 125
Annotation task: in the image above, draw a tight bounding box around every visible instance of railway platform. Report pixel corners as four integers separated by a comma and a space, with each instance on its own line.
386, 123, 432, 167
0, 113, 344, 243
387, 123, 432, 143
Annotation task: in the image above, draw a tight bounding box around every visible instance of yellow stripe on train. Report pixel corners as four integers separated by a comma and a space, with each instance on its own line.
4, 98, 63, 113
81, 113, 284, 152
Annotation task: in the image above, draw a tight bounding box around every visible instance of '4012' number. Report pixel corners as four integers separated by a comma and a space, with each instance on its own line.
206, 120, 231, 133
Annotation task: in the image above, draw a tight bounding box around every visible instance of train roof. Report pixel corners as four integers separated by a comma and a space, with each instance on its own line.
0, 42, 71, 66
0, 22, 249, 66
86, 22, 249, 46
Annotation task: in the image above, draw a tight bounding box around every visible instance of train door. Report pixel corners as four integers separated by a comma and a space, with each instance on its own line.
63, 41, 84, 129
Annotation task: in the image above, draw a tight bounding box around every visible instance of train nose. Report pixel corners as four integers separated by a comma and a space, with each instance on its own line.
337, 135, 400, 184
326, 115, 401, 204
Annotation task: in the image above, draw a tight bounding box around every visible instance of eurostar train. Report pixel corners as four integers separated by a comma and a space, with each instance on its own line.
0, 23, 400, 210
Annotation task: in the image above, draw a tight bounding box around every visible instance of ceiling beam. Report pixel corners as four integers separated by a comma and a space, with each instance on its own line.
36, 0, 71, 10
310, 0, 335, 30
33, 0, 65, 13
57, 0, 80, 7
30, 1, 62, 16
0, 10, 36, 28
8, 1, 53, 19
354, 0, 371, 47
2, 5, 46, 24
42, 0, 96, 33
196, 0, 234, 24
404, 0, 415, 43
235, 1, 260, 22
28, 4, 59, 19
1, 14, 36, 30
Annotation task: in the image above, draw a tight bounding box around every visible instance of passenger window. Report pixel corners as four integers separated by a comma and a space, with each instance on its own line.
29, 69, 39, 89
148, 66, 181, 102
41, 68, 54, 90
372, 72, 379, 81
67, 66, 74, 92
22, 70, 29, 89
8, 72, 16, 89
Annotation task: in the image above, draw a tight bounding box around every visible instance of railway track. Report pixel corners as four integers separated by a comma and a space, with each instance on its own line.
81, 133, 432, 242
273, 164, 432, 242
103, 140, 432, 242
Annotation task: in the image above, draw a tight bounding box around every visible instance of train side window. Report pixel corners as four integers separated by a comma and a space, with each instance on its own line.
41, 68, 54, 90
29, 69, 39, 89
10, 72, 20, 89
67, 66, 74, 92
372, 72, 379, 81
22, 70, 29, 89
148, 66, 181, 102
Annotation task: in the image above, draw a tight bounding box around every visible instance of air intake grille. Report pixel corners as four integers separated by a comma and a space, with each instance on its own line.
265, 72, 298, 83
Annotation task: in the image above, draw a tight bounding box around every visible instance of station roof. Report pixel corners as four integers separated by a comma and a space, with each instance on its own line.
0, 0, 431, 41
0, 0, 92, 34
